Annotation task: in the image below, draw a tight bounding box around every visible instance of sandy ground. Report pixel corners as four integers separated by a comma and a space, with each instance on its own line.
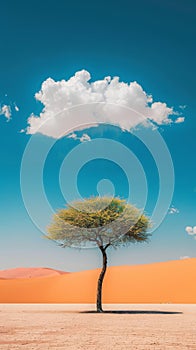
1, 259, 196, 304
0, 304, 195, 350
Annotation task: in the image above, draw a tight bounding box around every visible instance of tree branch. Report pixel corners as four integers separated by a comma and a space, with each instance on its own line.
103, 242, 111, 250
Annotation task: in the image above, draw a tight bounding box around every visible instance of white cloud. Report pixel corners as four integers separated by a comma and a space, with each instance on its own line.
185, 226, 196, 236
0, 104, 11, 121
14, 104, 19, 112
67, 133, 77, 140
68, 132, 91, 143
168, 206, 179, 214
80, 133, 91, 142
26, 70, 183, 139
180, 256, 190, 260
175, 117, 185, 124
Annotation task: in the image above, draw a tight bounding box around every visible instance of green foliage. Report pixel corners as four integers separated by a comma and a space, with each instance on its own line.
46, 196, 150, 249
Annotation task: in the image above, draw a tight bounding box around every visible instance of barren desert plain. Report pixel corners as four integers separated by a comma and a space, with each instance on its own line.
0, 259, 196, 349
0, 304, 196, 350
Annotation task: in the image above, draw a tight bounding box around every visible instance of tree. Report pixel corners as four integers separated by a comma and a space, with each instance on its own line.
46, 196, 150, 312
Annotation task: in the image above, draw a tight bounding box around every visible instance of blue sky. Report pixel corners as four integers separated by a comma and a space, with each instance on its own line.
0, 0, 195, 271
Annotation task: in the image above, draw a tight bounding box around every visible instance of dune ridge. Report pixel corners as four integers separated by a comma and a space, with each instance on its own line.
0, 267, 68, 279
0, 258, 195, 303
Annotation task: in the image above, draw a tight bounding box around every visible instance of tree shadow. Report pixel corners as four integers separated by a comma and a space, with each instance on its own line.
81, 310, 183, 315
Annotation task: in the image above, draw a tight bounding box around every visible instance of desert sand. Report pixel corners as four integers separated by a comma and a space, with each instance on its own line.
0, 258, 196, 303
0, 304, 196, 349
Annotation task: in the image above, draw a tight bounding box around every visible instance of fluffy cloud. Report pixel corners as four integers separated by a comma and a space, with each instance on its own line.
0, 104, 11, 121
180, 256, 190, 260
67, 132, 91, 143
185, 226, 196, 236
175, 117, 185, 124
168, 206, 179, 214
26, 70, 184, 139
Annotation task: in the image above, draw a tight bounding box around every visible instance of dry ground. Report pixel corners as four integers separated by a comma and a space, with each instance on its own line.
0, 304, 195, 350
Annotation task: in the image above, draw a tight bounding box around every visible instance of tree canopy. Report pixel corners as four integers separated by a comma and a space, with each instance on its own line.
46, 196, 150, 249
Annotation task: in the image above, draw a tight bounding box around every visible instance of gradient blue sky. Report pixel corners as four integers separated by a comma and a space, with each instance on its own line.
0, 0, 195, 272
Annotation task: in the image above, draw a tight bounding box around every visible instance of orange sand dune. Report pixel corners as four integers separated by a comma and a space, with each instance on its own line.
0, 258, 195, 303
0, 267, 68, 279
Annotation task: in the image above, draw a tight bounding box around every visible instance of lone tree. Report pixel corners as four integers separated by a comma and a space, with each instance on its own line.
46, 196, 150, 312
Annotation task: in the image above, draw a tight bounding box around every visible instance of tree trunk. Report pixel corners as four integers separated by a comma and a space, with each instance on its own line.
96, 246, 108, 312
